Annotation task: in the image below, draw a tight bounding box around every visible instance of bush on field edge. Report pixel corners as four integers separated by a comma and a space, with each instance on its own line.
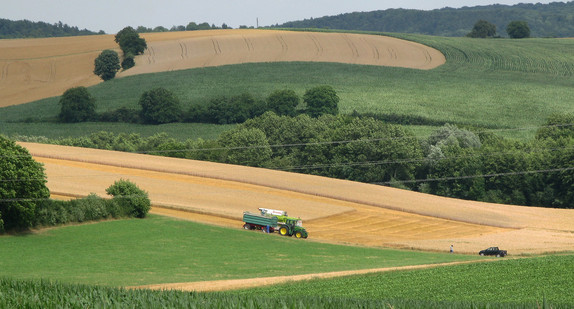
31, 180, 150, 229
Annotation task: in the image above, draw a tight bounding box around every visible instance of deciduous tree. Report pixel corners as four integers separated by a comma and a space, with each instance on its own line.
267, 89, 300, 117
94, 49, 120, 81
0, 136, 49, 231
507, 21, 531, 38
58, 87, 97, 123
303, 85, 339, 118
115, 26, 147, 55
138, 88, 182, 124
466, 20, 497, 38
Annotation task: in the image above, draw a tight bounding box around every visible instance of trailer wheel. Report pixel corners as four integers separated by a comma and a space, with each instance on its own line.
243, 223, 251, 230
295, 232, 302, 238
279, 226, 289, 236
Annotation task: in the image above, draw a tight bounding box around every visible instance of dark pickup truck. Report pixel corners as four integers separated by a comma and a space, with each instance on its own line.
479, 247, 507, 257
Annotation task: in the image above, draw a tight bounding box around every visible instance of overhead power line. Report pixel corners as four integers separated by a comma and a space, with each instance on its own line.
3, 122, 574, 158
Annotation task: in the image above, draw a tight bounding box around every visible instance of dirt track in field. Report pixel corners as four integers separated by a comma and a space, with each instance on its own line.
0, 29, 445, 107
135, 260, 500, 292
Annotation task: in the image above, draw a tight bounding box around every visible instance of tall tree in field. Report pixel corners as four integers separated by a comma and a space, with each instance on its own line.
466, 20, 497, 38
0, 136, 50, 232
94, 49, 120, 81
58, 87, 97, 123
507, 21, 531, 38
115, 26, 147, 55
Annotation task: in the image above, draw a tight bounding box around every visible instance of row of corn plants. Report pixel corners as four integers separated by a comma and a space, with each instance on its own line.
397, 34, 574, 76
234, 254, 574, 308
0, 277, 556, 309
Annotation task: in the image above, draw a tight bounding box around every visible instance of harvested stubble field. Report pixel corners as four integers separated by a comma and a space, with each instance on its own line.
5, 29, 574, 291
0, 29, 444, 107
21, 142, 574, 257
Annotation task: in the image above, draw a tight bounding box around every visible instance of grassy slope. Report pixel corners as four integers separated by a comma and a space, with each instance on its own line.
1, 34, 574, 141
0, 215, 480, 287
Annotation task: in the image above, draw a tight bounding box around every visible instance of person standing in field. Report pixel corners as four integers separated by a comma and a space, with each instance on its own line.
450, 244, 454, 253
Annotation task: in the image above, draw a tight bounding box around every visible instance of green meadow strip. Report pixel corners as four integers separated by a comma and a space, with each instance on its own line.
0, 215, 480, 287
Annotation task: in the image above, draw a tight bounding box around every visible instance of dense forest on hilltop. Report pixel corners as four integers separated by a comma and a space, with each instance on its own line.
275, 2, 574, 37
0, 19, 102, 39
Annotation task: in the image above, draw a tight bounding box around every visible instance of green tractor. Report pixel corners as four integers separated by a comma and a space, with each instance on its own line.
277, 217, 308, 239
242, 208, 308, 239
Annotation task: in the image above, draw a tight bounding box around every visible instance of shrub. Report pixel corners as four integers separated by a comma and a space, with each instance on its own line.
121, 53, 135, 70
138, 88, 182, 124
98, 107, 140, 123
106, 179, 151, 218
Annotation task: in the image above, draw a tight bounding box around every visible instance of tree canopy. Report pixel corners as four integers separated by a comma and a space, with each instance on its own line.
466, 20, 497, 38
58, 87, 97, 123
507, 21, 531, 38
0, 18, 101, 39
303, 85, 339, 118
94, 49, 121, 81
267, 89, 300, 117
115, 26, 147, 56
0, 136, 50, 232
138, 88, 182, 124
275, 2, 574, 37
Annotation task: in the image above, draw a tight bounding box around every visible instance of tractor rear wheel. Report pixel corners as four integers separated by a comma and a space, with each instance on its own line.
279, 226, 289, 236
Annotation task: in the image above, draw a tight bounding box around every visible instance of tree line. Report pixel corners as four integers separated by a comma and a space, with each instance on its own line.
466, 20, 531, 39
275, 2, 574, 38
134, 21, 240, 33
56, 85, 340, 124
0, 19, 102, 39
0, 136, 151, 233
17, 112, 574, 210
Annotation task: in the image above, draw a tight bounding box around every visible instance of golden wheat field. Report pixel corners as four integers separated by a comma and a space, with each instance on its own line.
0, 29, 444, 107
4, 30, 574, 261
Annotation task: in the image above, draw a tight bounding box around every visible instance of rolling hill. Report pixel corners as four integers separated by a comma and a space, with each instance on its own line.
276, 2, 574, 37
0, 29, 444, 107
2, 29, 574, 257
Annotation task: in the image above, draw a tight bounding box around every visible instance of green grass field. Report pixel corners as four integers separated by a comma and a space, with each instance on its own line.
0, 215, 481, 287
2, 33, 574, 141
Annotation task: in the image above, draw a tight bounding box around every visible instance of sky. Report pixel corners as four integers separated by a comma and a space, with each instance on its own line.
3, 0, 559, 34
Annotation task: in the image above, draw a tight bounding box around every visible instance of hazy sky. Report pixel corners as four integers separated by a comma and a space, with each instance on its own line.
3, 0, 557, 34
